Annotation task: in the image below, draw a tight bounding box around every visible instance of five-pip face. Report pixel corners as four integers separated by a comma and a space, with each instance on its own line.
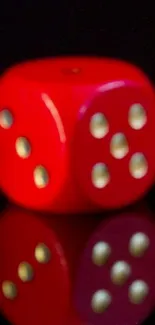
73, 81, 155, 208
74, 212, 155, 325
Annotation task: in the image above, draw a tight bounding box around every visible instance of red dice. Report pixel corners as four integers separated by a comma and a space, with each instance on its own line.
74, 211, 155, 325
0, 58, 155, 212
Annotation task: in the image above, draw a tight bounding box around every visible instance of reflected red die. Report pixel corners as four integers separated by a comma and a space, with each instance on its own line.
0, 57, 155, 211
0, 207, 70, 325
74, 211, 155, 325
0, 206, 99, 325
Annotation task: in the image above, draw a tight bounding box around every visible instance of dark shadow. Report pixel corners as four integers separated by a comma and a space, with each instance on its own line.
142, 310, 155, 325
0, 313, 11, 325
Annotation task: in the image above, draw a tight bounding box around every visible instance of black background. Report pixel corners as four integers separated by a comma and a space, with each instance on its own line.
1, 1, 155, 324
0, 1, 155, 82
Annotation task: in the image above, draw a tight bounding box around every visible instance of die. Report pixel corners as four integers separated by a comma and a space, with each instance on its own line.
74, 210, 155, 325
0, 206, 99, 325
0, 207, 70, 325
0, 57, 155, 212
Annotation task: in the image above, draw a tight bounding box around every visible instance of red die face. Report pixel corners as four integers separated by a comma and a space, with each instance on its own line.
73, 78, 155, 209
74, 212, 155, 325
0, 57, 155, 212
0, 69, 68, 212
0, 207, 70, 325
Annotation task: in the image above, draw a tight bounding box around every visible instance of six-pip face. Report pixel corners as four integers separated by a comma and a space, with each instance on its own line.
0, 58, 155, 212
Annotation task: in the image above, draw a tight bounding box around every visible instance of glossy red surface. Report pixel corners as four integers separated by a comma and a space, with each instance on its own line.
74, 211, 155, 325
0, 207, 70, 325
0, 57, 155, 211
